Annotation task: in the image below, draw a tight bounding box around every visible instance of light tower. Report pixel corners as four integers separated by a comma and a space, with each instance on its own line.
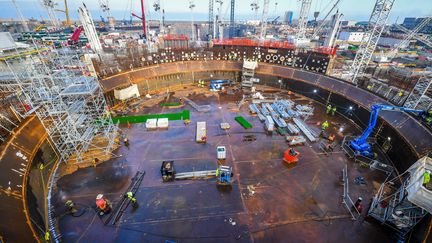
189, 0, 196, 41
348, 0, 395, 84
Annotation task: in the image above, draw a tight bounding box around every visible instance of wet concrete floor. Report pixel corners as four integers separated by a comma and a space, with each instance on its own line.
54, 86, 394, 242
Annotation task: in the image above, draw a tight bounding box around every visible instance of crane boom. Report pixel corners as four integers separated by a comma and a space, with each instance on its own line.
350, 104, 425, 157
387, 17, 432, 59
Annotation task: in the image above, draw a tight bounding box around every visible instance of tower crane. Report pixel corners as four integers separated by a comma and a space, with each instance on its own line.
41, 0, 59, 27
215, 0, 224, 40
208, 0, 214, 39
311, 0, 342, 40
295, 0, 313, 43
99, 0, 114, 30
153, 0, 165, 34
250, 0, 259, 20
259, 0, 270, 40
131, 0, 147, 40
229, 0, 235, 38
55, 0, 72, 27
348, 0, 395, 84
350, 104, 425, 157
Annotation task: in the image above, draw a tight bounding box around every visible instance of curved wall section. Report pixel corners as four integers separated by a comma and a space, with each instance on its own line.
101, 60, 432, 171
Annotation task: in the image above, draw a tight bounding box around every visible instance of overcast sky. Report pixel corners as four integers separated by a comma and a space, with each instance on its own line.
0, 0, 431, 23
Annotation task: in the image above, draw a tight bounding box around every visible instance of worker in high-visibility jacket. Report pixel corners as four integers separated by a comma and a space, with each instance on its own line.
326, 104, 332, 114
423, 170, 431, 186
126, 191, 138, 207
331, 107, 337, 116
322, 121, 329, 131
126, 192, 137, 203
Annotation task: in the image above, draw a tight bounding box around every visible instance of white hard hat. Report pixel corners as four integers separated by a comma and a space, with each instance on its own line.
358, 197, 363, 201
96, 194, 103, 200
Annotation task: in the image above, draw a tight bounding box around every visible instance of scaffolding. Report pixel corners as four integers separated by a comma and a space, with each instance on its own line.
5, 48, 118, 163
348, 0, 395, 84
368, 156, 432, 238
404, 74, 432, 111
241, 60, 258, 88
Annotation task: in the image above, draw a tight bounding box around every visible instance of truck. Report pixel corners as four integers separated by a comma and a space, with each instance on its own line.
217, 146, 227, 160
264, 115, 274, 133
196, 121, 207, 143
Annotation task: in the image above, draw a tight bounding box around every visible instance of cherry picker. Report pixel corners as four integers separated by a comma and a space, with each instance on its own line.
350, 104, 425, 157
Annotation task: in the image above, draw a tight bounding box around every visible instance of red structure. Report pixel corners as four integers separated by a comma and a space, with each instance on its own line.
162, 34, 189, 49
132, 0, 147, 40
283, 148, 300, 164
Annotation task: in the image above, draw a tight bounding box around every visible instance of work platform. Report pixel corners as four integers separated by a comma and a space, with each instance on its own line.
52, 85, 400, 242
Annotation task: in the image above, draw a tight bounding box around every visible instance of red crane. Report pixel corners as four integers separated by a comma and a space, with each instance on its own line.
131, 0, 147, 40
68, 26, 84, 45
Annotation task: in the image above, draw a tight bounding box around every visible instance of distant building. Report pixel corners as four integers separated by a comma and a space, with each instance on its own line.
340, 20, 357, 27
338, 31, 370, 42
402, 17, 432, 34
284, 11, 293, 25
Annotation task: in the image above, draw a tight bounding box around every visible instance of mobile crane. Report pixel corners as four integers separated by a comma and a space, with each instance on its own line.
350, 104, 425, 157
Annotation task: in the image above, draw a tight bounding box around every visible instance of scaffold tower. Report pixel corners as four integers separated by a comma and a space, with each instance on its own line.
368, 156, 432, 238
4, 48, 118, 163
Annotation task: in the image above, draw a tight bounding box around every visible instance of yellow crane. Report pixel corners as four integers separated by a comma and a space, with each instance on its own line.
55, 0, 71, 27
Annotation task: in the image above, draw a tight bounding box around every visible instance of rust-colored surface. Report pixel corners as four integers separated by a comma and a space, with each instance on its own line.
101, 61, 432, 159
0, 116, 46, 242
54, 88, 395, 242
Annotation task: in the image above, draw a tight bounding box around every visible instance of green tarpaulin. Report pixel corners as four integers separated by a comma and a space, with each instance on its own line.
235, 116, 252, 129
111, 110, 190, 124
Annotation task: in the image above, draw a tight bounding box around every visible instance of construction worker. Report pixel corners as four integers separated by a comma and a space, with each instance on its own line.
322, 120, 329, 131
96, 194, 111, 215
397, 90, 404, 97
425, 109, 432, 125
354, 197, 363, 214
65, 200, 77, 214
326, 104, 332, 114
328, 134, 336, 143
124, 137, 130, 149
45, 231, 50, 241
423, 170, 431, 186
331, 106, 337, 116
126, 191, 138, 207
92, 158, 99, 168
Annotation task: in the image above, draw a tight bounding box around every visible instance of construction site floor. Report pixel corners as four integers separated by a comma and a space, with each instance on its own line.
54, 86, 394, 242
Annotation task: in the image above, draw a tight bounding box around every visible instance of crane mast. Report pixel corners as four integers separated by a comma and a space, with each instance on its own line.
295, 0, 312, 42
348, 0, 395, 84
259, 0, 270, 39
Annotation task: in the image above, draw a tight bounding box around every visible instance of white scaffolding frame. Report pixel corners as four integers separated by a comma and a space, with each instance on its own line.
368, 169, 428, 238
404, 74, 432, 111
348, 0, 395, 84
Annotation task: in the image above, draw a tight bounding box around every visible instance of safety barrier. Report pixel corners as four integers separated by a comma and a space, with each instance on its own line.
111, 110, 190, 124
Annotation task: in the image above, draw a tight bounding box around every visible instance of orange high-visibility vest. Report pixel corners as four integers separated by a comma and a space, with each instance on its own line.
96, 199, 107, 210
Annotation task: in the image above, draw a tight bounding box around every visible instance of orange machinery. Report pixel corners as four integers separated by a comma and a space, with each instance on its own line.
283, 148, 300, 164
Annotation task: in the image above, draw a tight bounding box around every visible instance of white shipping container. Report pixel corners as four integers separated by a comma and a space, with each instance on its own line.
196, 121, 207, 143
146, 118, 157, 130
157, 118, 169, 129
